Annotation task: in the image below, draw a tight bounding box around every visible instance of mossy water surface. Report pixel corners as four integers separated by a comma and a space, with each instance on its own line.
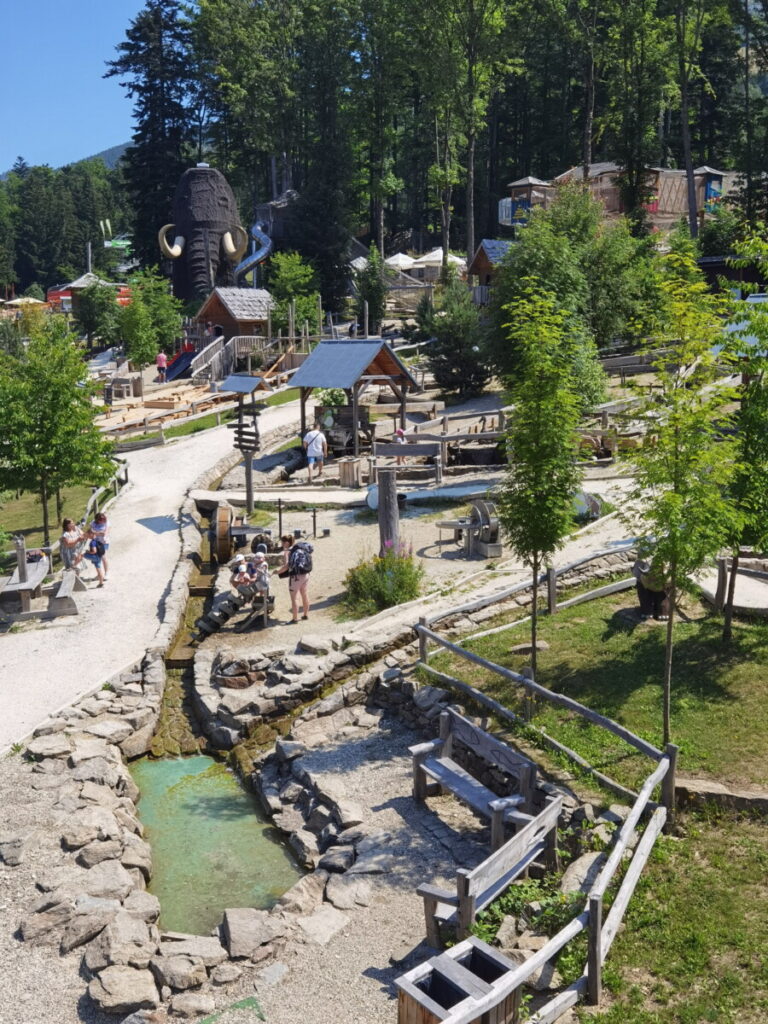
130, 755, 302, 934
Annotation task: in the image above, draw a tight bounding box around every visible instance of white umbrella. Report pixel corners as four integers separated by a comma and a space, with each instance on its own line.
412, 248, 466, 268
5, 296, 45, 306
385, 252, 416, 270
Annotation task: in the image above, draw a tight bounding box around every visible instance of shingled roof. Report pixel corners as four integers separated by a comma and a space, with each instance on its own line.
290, 340, 416, 391
475, 239, 514, 265
205, 287, 274, 320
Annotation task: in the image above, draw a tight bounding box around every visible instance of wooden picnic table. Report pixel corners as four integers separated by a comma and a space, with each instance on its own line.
0, 556, 49, 612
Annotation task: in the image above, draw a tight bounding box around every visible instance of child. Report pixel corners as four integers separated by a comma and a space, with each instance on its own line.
83, 535, 106, 587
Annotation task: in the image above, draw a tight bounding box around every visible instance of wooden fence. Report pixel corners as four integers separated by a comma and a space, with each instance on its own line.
410, 570, 677, 1023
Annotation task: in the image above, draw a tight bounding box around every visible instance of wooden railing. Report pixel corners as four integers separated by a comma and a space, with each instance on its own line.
410, 614, 678, 1024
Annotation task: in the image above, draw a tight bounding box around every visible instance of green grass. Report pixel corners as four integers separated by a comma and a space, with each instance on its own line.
0, 483, 95, 552
264, 387, 299, 407
582, 811, 768, 1024
431, 592, 768, 791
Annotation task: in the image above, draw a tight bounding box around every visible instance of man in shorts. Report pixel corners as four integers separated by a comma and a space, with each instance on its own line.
303, 424, 328, 482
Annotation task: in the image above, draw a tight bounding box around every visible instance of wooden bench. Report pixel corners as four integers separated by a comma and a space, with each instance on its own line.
48, 570, 87, 616
417, 795, 563, 946
0, 556, 49, 613
409, 709, 537, 851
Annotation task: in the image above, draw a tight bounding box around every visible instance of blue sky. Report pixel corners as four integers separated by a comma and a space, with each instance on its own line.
0, 0, 146, 171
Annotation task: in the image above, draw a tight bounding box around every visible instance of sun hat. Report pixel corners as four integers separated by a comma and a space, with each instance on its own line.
233, 554, 245, 563
253, 552, 266, 562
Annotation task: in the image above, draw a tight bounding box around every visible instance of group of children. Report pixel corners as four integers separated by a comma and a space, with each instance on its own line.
59, 513, 111, 587
230, 533, 313, 624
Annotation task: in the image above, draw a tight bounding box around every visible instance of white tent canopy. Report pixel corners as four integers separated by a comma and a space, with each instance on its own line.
385, 252, 416, 270
411, 247, 466, 268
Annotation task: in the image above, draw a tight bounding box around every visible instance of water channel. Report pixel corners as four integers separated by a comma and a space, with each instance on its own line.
129, 755, 302, 935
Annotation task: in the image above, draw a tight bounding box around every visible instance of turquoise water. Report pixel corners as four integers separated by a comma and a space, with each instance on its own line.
129, 755, 302, 935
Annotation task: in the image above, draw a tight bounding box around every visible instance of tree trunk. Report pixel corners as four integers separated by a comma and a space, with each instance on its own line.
662, 579, 676, 746
441, 186, 452, 282
55, 486, 63, 526
582, 48, 595, 184
722, 551, 740, 642
531, 553, 539, 679
40, 475, 50, 548
377, 197, 385, 260
466, 130, 476, 265
677, 3, 699, 238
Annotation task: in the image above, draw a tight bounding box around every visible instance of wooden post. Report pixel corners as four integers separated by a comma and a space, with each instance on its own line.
267, 311, 272, 342
714, 557, 728, 612
377, 467, 399, 556
300, 388, 307, 436
521, 665, 535, 722
661, 743, 679, 830
317, 295, 323, 339
587, 894, 603, 1004
434, 456, 443, 485
14, 536, 27, 584
601, 409, 609, 430
244, 450, 254, 513
288, 299, 296, 345
418, 616, 428, 662
352, 381, 360, 457
546, 566, 558, 614
363, 300, 369, 338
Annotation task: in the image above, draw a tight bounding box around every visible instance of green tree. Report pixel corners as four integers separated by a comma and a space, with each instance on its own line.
128, 266, 183, 351
354, 246, 389, 334
119, 292, 158, 366
0, 318, 114, 545
626, 250, 738, 744
427, 276, 491, 395
496, 286, 582, 677
75, 283, 121, 348
266, 251, 320, 336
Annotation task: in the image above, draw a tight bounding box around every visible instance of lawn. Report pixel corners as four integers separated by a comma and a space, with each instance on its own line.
264, 387, 299, 407
430, 592, 768, 791
0, 483, 96, 552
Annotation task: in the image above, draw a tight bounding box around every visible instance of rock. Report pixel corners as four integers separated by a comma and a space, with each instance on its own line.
21, 900, 76, 943
33, 717, 69, 736
219, 686, 261, 716
276, 870, 329, 915
222, 908, 288, 959
570, 804, 595, 826
347, 846, 395, 875
256, 962, 289, 986
83, 719, 134, 743
318, 846, 355, 873
278, 780, 304, 803
297, 906, 349, 945
170, 991, 215, 1018
124, 891, 161, 924
121, 724, 156, 761
272, 806, 305, 835
306, 804, 334, 832
560, 851, 607, 895
80, 780, 120, 807
121, 1010, 168, 1024
85, 911, 158, 970
150, 955, 207, 991
68, 738, 112, 766
78, 839, 124, 867
121, 833, 153, 879
515, 931, 550, 952
502, 948, 562, 991
72, 757, 121, 788
0, 831, 34, 866
599, 804, 629, 825
495, 916, 519, 949
76, 894, 122, 915
509, 640, 550, 654
325, 874, 371, 910
158, 936, 227, 967
275, 738, 307, 762
60, 911, 115, 953
211, 962, 243, 985
297, 635, 332, 655
289, 829, 319, 868
88, 966, 160, 1014
27, 734, 72, 758
82, 860, 136, 900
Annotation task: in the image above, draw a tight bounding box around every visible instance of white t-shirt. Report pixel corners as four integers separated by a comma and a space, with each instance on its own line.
304, 429, 325, 457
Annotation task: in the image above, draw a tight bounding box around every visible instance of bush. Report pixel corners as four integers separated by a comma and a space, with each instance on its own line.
343, 542, 424, 615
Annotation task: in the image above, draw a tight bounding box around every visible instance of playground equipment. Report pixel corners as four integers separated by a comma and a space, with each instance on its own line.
436, 499, 503, 559
234, 222, 273, 284
158, 164, 249, 301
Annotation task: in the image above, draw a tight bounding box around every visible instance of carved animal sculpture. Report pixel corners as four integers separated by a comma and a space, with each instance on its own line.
158, 164, 249, 302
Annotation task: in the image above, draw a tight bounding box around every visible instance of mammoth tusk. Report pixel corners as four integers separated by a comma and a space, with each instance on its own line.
158, 225, 185, 259
223, 225, 249, 262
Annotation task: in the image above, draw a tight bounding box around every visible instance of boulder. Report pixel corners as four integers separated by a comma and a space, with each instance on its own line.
80, 780, 120, 808
121, 724, 156, 761
219, 686, 261, 716
83, 719, 134, 743
72, 757, 121, 788
560, 851, 607, 895
211, 962, 242, 985
275, 739, 307, 763
60, 911, 115, 954
68, 738, 112, 766
325, 874, 371, 910
121, 833, 153, 879
85, 910, 158, 970
27, 734, 72, 759
275, 870, 329, 915
21, 900, 76, 943
297, 906, 349, 945
288, 829, 319, 868
169, 991, 215, 1018
318, 846, 355, 874
0, 831, 34, 866
495, 916, 519, 949
158, 936, 227, 968
502, 948, 562, 992
82, 860, 135, 900
77, 839, 124, 868
88, 966, 160, 1014
150, 954, 207, 991
124, 891, 161, 924
222, 908, 288, 959
297, 635, 333, 656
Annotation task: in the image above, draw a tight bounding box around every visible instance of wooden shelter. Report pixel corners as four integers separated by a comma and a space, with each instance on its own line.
195, 287, 273, 340
467, 239, 514, 286
290, 339, 417, 455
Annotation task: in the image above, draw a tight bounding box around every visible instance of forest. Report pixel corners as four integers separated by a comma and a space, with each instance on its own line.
1, 0, 767, 307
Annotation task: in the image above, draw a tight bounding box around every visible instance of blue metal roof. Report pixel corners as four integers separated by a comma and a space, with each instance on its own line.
290, 340, 415, 390
220, 374, 264, 394
479, 239, 514, 265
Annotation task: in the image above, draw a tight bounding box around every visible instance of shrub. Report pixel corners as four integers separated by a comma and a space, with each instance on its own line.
343, 542, 424, 615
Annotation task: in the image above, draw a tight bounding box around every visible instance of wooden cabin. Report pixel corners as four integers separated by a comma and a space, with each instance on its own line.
195, 287, 273, 340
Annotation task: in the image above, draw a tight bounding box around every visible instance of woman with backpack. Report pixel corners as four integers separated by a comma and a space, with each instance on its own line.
279, 534, 313, 623
88, 512, 111, 579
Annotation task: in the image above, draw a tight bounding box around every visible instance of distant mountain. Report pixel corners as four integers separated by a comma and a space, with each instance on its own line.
1, 143, 129, 179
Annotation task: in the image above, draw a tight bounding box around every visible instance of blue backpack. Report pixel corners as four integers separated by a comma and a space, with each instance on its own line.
288, 541, 313, 576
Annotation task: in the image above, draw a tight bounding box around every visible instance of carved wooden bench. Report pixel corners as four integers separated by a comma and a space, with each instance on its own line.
417, 794, 563, 946
409, 708, 537, 851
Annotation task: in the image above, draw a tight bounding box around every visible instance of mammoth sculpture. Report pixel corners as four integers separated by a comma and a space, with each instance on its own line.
158, 164, 249, 302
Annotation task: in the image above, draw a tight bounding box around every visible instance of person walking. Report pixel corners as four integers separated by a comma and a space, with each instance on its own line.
279, 534, 313, 623
88, 512, 111, 579
59, 518, 83, 573
156, 350, 168, 383
303, 424, 327, 482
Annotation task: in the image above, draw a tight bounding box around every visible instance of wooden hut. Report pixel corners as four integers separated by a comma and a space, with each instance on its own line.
195, 287, 273, 340
290, 339, 417, 455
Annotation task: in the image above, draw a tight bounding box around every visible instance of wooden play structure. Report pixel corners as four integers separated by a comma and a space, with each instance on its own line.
436, 500, 503, 559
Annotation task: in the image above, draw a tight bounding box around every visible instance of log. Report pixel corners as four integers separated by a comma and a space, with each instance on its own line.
377, 467, 399, 556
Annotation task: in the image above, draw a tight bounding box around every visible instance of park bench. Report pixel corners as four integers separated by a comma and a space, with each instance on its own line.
409, 708, 537, 852
417, 794, 563, 946
49, 569, 87, 617
0, 554, 50, 613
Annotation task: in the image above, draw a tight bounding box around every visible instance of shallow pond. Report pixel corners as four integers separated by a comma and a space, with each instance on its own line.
129, 755, 302, 934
